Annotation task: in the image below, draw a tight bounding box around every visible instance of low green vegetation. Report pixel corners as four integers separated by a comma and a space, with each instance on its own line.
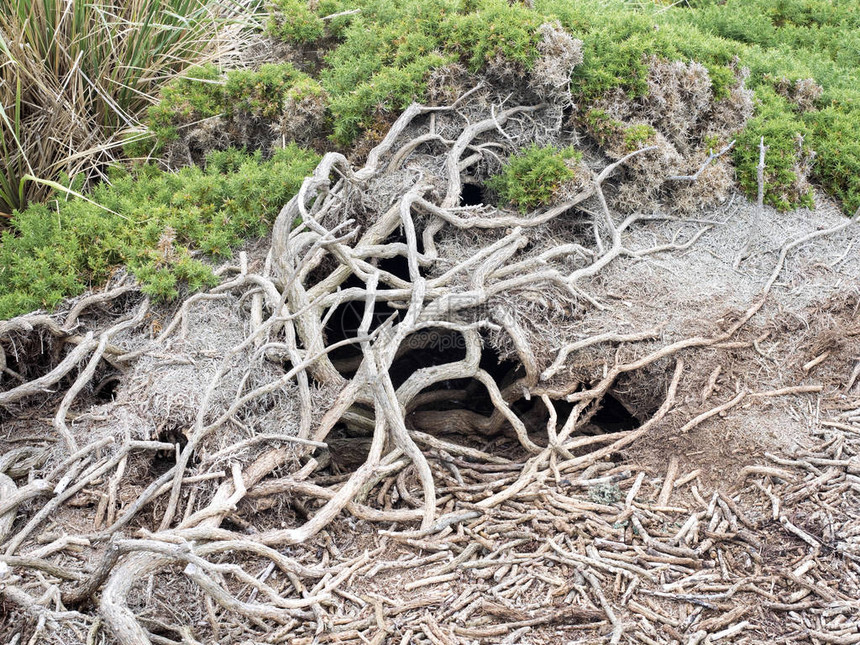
149, 0, 546, 146
733, 86, 816, 210
535, 0, 838, 210
309, 0, 545, 143
488, 145, 581, 213
135, 0, 860, 213
129, 64, 224, 158
267, 0, 325, 44
257, 0, 860, 211
3, 0, 860, 321
132, 62, 326, 157
0, 146, 318, 319
664, 0, 860, 211
584, 109, 658, 154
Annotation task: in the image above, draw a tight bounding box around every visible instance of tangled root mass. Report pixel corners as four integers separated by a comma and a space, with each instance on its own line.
2, 24, 860, 645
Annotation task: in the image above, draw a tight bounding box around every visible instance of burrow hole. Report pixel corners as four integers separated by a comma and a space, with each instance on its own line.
460, 182, 485, 206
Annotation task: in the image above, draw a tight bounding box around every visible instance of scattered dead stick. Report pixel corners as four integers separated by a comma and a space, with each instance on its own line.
779, 515, 822, 549
738, 465, 794, 482
749, 384, 824, 397
702, 365, 722, 402
679, 391, 746, 434
716, 491, 756, 529
846, 361, 860, 392
5, 440, 172, 555
821, 420, 860, 436
0, 555, 83, 581
183, 562, 307, 624
0, 474, 17, 543
1, 581, 88, 631
804, 631, 860, 645
380, 510, 482, 541
247, 477, 423, 524
803, 351, 831, 372
657, 456, 680, 507
757, 137, 767, 210
477, 358, 684, 509
409, 430, 512, 465
47, 435, 115, 482
453, 603, 603, 638
541, 325, 665, 382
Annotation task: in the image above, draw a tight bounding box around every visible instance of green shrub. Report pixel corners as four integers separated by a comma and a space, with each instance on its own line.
487, 144, 580, 213
318, 0, 459, 144
623, 124, 657, 152
734, 88, 814, 211
132, 63, 321, 157
669, 0, 860, 210
326, 53, 450, 144
287, 77, 329, 104
584, 109, 622, 149
806, 108, 860, 213
122, 0, 860, 228
312, 0, 546, 144
226, 63, 309, 119
584, 109, 656, 153
130, 64, 225, 157
267, 0, 325, 44
537, 0, 738, 101
0, 146, 319, 319
536, 0, 860, 212
443, 1, 543, 71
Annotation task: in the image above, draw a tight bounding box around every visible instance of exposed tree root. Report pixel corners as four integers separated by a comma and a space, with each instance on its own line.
1, 86, 859, 644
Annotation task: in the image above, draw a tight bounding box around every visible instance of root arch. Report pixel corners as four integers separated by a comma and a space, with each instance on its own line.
1, 87, 859, 644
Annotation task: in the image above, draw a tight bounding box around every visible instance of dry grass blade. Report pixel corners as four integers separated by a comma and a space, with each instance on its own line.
0, 0, 253, 215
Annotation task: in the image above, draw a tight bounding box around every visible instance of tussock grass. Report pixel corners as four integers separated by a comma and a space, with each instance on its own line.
0, 0, 251, 215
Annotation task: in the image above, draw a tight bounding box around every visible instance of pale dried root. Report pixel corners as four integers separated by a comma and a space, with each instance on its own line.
1, 86, 858, 644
